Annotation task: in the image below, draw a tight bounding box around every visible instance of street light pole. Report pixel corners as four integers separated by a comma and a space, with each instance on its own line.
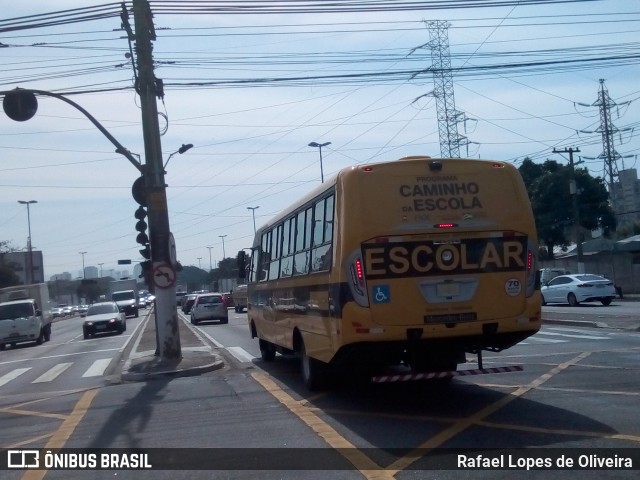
79, 251, 87, 279
219, 235, 227, 259
206, 246, 213, 271
247, 206, 259, 233
18, 200, 37, 284
197, 257, 202, 269
98, 263, 104, 277
308, 141, 331, 183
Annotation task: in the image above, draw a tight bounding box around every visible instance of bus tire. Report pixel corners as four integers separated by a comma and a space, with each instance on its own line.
300, 340, 327, 391
259, 339, 276, 362
568, 293, 579, 307
36, 328, 45, 345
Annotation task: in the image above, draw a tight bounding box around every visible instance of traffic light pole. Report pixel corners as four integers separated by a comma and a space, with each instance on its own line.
133, 0, 181, 359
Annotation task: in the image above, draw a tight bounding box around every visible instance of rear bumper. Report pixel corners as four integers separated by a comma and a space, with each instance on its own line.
331, 329, 538, 368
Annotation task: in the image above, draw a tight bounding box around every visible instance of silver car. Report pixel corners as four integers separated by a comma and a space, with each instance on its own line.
541, 274, 616, 306
190, 294, 228, 325
82, 301, 127, 338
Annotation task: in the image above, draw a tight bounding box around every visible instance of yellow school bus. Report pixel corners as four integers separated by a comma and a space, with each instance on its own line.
240, 156, 541, 389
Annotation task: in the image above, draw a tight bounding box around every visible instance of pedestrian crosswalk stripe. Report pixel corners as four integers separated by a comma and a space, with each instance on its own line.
33, 362, 73, 383
82, 358, 112, 377
537, 331, 611, 340
0, 367, 31, 387
227, 347, 256, 363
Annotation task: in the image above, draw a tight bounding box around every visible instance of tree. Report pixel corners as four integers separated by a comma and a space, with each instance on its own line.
0, 240, 21, 288
518, 158, 616, 257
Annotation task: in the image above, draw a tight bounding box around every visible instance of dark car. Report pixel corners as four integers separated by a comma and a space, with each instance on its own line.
181, 294, 198, 314
82, 301, 127, 339
222, 292, 234, 309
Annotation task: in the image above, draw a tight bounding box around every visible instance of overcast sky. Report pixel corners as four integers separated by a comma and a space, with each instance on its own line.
1, 0, 638, 280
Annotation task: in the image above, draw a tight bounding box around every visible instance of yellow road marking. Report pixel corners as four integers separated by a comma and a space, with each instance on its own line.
252, 372, 398, 480
20, 389, 98, 480
387, 352, 591, 472
2, 408, 68, 420
5, 433, 54, 449
477, 419, 640, 443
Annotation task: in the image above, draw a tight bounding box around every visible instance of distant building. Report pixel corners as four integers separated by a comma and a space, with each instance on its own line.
612, 168, 640, 228
51, 272, 72, 281
0, 251, 44, 284
85, 266, 99, 279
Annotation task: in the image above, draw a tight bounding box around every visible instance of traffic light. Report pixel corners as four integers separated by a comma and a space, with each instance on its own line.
135, 206, 149, 245
139, 244, 151, 259
139, 260, 152, 284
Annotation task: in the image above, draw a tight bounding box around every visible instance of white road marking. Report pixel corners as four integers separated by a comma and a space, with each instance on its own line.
0, 367, 31, 387
522, 337, 565, 344
537, 331, 611, 340
33, 363, 73, 383
0, 348, 120, 367
227, 347, 256, 363
82, 358, 112, 377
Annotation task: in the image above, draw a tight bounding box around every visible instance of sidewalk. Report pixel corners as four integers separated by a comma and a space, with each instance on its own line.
120, 309, 224, 382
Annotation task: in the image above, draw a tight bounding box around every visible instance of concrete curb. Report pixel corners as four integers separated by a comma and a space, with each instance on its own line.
119, 311, 225, 382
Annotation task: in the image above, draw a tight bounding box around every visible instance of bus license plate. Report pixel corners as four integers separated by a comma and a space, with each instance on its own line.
437, 283, 460, 297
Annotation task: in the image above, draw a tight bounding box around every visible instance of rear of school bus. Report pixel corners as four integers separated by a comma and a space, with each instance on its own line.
333, 156, 541, 374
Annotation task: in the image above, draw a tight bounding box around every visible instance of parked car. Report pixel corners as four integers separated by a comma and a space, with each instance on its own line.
51, 307, 64, 318
181, 294, 198, 314
82, 301, 127, 339
541, 274, 616, 306
190, 293, 228, 325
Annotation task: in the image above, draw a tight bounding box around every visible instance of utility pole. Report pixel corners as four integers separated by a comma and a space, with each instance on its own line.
132, 0, 180, 360
206, 246, 213, 271
219, 235, 227, 259
553, 147, 584, 274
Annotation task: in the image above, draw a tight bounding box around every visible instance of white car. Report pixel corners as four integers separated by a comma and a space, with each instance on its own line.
190, 294, 228, 325
541, 274, 616, 306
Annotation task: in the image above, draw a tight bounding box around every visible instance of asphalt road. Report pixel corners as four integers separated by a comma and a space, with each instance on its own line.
1, 307, 638, 479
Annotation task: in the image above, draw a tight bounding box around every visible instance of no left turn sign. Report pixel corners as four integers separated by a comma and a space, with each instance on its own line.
153, 263, 176, 289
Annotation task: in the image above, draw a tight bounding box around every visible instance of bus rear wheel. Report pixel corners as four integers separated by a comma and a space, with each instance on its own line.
301, 341, 327, 391
259, 339, 276, 362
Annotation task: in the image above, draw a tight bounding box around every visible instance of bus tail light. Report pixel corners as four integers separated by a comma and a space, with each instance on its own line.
346, 249, 369, 307
525, 241, 537, 297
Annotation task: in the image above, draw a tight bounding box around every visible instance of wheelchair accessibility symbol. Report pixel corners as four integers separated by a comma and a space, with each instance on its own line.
372, 285, 390, 304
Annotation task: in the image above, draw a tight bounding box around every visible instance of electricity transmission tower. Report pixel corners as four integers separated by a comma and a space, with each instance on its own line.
580, 79, 632, 211
426, 20, 469, 158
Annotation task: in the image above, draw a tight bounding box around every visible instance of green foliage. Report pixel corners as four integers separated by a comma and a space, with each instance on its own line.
519, 158, 616, 257
0, 241, 21, 288
0, 264, 21, 288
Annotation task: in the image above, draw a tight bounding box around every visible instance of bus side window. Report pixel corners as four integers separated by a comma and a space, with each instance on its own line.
293, 208, 311, 275
311, 194, 334, 273
280, 216, 295, 278
259, 232, 270, 281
